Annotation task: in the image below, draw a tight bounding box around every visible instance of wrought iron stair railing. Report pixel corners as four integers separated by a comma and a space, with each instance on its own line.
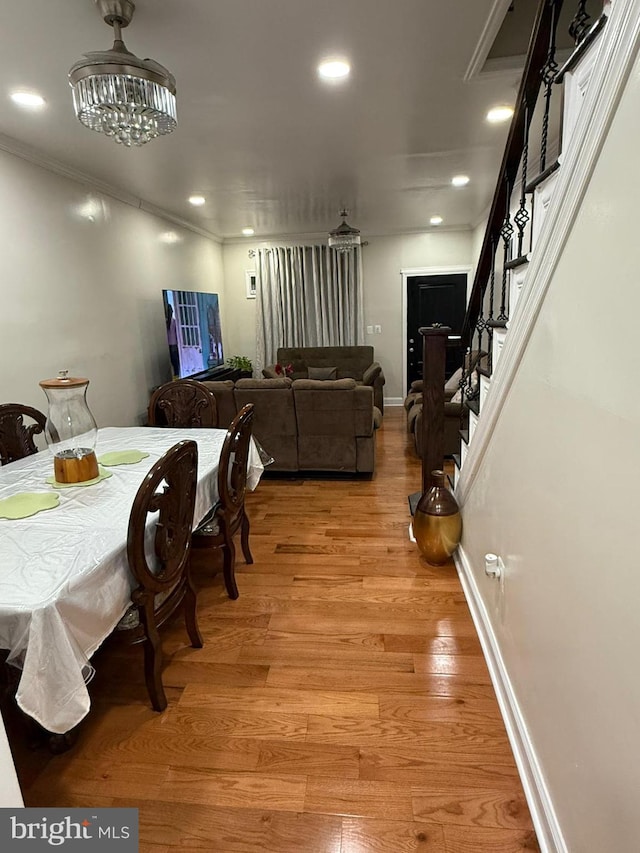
418, 0, 607, 490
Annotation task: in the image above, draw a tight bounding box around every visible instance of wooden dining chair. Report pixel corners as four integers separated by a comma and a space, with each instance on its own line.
0, 403, 47, 465
117, 439, 202, 711
191, 403, 255, 599
148, 379, 218, 428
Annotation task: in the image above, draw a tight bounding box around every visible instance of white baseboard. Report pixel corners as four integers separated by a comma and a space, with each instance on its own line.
384, 397, 404, 407
454, 546, 567, 853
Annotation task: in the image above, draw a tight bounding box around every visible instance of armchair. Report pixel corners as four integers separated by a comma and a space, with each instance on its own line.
404, 351, 488, 458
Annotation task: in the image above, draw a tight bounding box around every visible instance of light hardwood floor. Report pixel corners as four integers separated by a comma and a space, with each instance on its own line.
16, 409, 539, 852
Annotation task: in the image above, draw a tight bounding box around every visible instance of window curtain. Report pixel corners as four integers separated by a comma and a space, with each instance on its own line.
255, 245, 365, 372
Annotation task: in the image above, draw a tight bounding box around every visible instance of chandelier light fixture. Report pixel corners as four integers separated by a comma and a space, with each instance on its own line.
69, 0, 177, 147
328, 209, 361, 253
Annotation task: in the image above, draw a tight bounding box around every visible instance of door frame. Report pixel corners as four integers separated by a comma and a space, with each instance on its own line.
401, 265, 472, 397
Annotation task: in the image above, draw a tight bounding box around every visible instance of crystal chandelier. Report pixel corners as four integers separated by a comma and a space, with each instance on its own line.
328, 209, 361, 253
69, 0, 176, 147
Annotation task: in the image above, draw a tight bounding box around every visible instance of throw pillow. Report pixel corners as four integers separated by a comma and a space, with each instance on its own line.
308, 366, 337, 380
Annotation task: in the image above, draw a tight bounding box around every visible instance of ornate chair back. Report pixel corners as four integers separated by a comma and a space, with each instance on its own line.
218, 403, 255, 521
124, 439, 202, 711
191, 404, 255, 600
148, 379, 218, 428
0, 404, 47, 465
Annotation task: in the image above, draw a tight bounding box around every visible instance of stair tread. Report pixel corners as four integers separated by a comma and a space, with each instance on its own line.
486, 318, 508, 329
466, 398, 480, 416
526, 159, 560, 193
555, 14, 608, 83
452, 453, 461, 470
505, 254, 530, 270
459, 428, 469, 445
477, 364, 492, 378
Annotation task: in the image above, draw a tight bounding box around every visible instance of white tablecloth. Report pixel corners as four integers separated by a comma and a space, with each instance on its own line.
0, 426, 263, 734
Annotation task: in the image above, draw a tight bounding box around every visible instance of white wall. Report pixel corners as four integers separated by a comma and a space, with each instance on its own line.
460, 50, 640, 851
0, 150, 224, 427
223, 230, 472, 400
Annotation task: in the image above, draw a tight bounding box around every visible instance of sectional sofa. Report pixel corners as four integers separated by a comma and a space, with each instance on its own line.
262, 346, 385, 413
202, 377, 381, 473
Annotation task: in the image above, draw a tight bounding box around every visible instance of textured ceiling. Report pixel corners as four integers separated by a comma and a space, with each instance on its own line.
0, 0, 526, 240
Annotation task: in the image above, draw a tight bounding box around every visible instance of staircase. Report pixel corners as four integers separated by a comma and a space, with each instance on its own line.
444, 0, 612, 494
417, 1, 640, 849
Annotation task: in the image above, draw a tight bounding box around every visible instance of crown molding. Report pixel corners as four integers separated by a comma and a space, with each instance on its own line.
457, 0, 640, 505
0, 132, 222, 243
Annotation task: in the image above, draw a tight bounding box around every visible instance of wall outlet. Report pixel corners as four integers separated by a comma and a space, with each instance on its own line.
374, 325, 382, 334
366, 325, 373, 335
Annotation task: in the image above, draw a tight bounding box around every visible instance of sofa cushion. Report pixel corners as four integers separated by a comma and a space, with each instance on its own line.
278, 346, 374, 381
201, 380, 237, 428
236, 377, 292, 389
234, 379, 298, 471
404, 391, 421, 412
308, 366, 337, 380
292, 378, 357, 391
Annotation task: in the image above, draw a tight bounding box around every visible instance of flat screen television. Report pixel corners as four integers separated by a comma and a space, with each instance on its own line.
162, 289, 224, 379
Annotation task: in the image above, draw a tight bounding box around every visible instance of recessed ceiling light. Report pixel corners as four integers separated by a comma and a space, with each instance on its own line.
486, 105, 514, 124
10, 91, 45, 108
188, 195, 206, 206
430, 216, 443, 226
318, 59, 350, 80
242, 227, 255, 236
451, 175, 470, 187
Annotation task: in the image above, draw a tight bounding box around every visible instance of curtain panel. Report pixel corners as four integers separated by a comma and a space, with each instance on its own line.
255, 245, 364, 372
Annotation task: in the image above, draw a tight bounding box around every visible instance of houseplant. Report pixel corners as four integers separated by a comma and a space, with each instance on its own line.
226, 355, 253, 378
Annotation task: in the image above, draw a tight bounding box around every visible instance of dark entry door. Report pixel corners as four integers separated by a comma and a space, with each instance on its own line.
407, 273, 466, 391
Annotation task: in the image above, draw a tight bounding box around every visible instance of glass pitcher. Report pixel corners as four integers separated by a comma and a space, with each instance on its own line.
39, 370, 99, 483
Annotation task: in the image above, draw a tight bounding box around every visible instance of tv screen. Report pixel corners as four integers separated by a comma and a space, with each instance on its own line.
162, 289, 224, 379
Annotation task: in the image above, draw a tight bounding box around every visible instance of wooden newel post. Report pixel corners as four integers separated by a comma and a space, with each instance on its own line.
419, 325, 450, 494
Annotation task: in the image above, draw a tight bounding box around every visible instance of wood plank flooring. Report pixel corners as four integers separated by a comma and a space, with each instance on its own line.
14, 409, 539, 852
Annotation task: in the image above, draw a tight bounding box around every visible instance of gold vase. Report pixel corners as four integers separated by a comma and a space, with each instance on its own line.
413, 470, 462, 565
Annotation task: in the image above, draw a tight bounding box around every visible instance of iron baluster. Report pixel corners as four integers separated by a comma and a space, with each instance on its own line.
498, 179, 513, 323
466, 331, 480, 401
459, 347, 470, 431
540, 0, 561, 172
569, 0, 592, 44
515, 102, 531, 258
487, 237, 497, 373
476, 290, 486, 368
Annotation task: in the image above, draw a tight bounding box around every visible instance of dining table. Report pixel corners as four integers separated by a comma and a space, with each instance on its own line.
0, 426, 263, 735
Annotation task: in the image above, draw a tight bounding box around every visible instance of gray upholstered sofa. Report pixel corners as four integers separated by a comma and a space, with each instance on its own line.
203, 377, 380, 473
263, 346, 385, 413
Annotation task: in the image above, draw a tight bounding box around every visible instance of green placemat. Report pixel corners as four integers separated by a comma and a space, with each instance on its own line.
46, 466, 113, 490
0, 492, 60, 520
98, 449, 149, 466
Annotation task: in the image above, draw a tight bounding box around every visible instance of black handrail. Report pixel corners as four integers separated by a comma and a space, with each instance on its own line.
461, 0, 565, 348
